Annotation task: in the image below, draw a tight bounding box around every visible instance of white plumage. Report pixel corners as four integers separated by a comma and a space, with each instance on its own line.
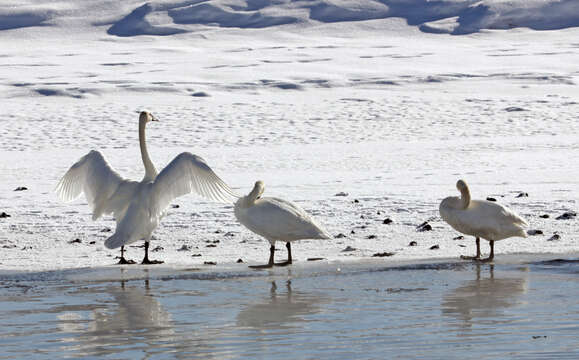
234, 180, 332, 268
56, 111, 237, 264
439, 179, 529, 261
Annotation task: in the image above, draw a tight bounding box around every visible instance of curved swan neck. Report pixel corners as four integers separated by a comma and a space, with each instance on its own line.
139, 117, 157, 181
459, 184, 471, 209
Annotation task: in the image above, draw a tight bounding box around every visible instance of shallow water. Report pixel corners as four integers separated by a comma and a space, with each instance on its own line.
1, 258, 578, 359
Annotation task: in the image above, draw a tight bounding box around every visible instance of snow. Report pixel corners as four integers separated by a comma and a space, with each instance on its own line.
0, 0, 578, 271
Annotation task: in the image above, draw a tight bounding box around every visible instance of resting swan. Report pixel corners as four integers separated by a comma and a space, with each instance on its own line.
234, 181, 332, 268
56, 111, 237, 264
439, 179, 528, 262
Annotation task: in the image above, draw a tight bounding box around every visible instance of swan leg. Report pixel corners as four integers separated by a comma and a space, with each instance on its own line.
275, 242, 293, 266
249, 245, 275, 269
461, 237, 481, 260
117, 246, 136, 265
480, 240, 495, 262
141, 241, 164, 265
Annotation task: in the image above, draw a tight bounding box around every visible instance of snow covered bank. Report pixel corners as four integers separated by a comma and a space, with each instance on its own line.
0, 0, 578, 271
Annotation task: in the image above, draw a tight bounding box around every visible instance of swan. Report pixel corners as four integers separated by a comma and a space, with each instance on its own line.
234, 180, 332, 268
56, 111, 237, 265
439, 179, 528, 262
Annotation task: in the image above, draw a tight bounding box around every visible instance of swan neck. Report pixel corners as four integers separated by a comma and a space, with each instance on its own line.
139, 119, 157, 181
460, 186, 471, 209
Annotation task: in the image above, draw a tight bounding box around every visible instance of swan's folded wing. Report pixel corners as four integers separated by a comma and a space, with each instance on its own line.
56, 150, 130, 220
151, 152, 239, 216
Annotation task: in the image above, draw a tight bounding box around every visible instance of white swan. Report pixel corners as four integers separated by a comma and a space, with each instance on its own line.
56, 111, 237, 264
439, 179, 529, 262
234, 180, 332, 268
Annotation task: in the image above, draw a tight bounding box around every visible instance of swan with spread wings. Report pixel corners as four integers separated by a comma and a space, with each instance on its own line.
56, 111, 237, 264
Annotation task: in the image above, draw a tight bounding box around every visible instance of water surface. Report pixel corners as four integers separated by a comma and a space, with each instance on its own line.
1, 258, 578, 359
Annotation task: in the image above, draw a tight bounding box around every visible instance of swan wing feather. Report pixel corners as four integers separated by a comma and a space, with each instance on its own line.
441, 199, 528, 240
238, 197, 331, 241
151, 152, 238, 216
56, 150, 135, 220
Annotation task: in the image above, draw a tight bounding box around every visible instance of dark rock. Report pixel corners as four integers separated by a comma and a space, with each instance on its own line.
367, 235, 377, 239
547, 234, 561, 241
334, 233, 347, 239
206, 244, 217, 248
532, 336, 547, 339
192, 91, 210, 97
486, 197, 497, 202
214, 230, 222, 234
177, 244, 192, 251
350, 230, 356, 234
89, 241, 96, 245
152, 246, 164, 252
556, 212, 576, 220
21, 246, 32, 250
236, 258, 244, 263
429, 244, 440, 250
2, 244, 17, 249
171, 204, 180, 208
307, 257, 325, 261
205, 240, 220, 243
409, 241, 418, 246
0, 212, 10, 218
334, 192, 348, 197
417, 222, 432, 232
68, 238, 82, 244
224, 232, 235, 237
527, 229, 543, 236
353, 199, 359, 203
341, 246, 357, 252
453, 235, 464, 240
14, 186, 28, 191
204, 261, 217, 265
192, 253, 202, 257
360, 215, 365, 219
372, 252, 395, 257
516, 192, 529, 198
458, 244, 466, 248
539, 214, 550, 219
100, 227, 111, 232
383, 218, 393, 225
377, 211, 381, 215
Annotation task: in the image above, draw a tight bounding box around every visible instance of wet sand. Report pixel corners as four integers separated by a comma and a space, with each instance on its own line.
1, 254, 578, 359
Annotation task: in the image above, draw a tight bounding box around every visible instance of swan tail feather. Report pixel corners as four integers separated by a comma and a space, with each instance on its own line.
105, 233, 127, 249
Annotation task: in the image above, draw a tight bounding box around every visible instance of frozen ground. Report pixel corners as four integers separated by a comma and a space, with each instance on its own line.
0, 0, 578, 271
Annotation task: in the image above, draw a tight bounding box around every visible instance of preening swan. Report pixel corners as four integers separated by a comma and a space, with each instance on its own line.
56, 111, 237, 264
439, 179, 528, 262
234, 180, 332, 268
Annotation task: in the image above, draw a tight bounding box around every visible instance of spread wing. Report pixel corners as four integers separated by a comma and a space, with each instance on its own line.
56, 150, 137, 220
150, 152, 239, 217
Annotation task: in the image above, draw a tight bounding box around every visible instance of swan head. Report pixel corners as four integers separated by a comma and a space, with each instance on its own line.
253, 180, 265, 200
239, 180, 265, 208
139, 111, 159, 124
456, 179, 468, 193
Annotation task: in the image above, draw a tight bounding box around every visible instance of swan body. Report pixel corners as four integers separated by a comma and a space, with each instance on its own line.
439, 179, 528, 261
234, 181, 331, 268
57, 111, 237, 264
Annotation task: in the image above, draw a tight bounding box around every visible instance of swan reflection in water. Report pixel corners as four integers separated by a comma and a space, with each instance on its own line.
442, 264, 528, 328
58, 278, 177, 357
237, 280, 325, 330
